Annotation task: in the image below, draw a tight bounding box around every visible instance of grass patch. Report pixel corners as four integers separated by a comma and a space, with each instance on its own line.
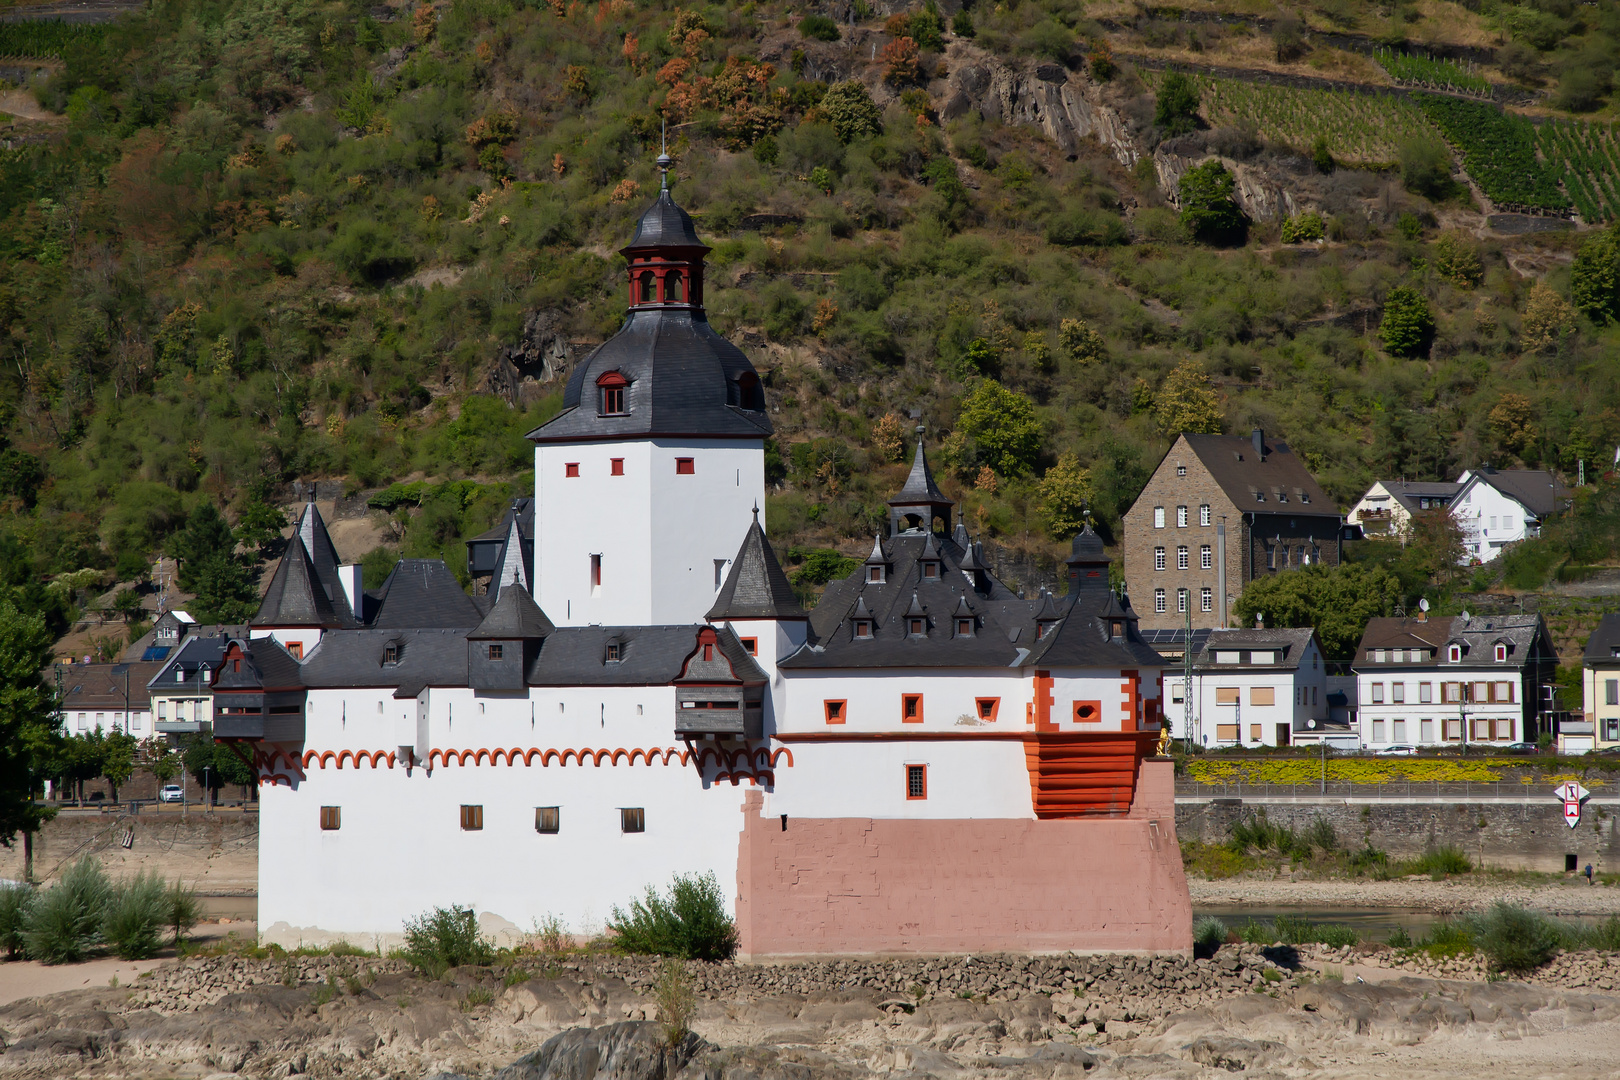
1405, 846, 1473, 878
1237, 914, 1359, 947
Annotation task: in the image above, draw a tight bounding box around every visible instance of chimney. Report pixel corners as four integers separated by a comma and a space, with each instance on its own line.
1252, 428, 1265, 461
1255, 612, 1265, 629
338, 564, 363, 618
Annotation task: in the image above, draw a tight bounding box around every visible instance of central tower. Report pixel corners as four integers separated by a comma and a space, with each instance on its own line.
527, 167, 771, 628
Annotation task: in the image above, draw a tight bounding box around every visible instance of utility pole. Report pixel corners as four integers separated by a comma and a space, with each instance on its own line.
1184, 602, 1195, 753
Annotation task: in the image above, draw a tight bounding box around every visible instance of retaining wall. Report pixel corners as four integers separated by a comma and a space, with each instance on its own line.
0, 811, 258, 892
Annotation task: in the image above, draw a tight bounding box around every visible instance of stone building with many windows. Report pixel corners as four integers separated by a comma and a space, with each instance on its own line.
1124, 431, 1344, 632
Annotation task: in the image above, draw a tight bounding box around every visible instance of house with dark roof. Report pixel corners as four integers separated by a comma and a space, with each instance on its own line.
233, 169, 1190, 960
1581, 614, 1620, 753
1162, 627, 1329, 749
59, 660, 166, 737
1352, 612, 1555, 749
1123, 430, 1345, 633
1346, 480, 1462, 540
1451, 467, 1571, 563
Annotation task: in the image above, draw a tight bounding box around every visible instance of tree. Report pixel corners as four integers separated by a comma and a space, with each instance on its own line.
1233, 563, 1402, 662
182, 733, 254, 805
1155, 359, 1223, 436
1398, 137, 1453, 198
234, 500, 288, 561
1520, 280, 1575, 352
955, 380, 1042, 478
1571, 225, 1620, 324
0, 597, 62, 881
1488, 393, 1538, 458
170, 503, 237, 592
113, 588, 144, 622
190, 552, 260, 624
1037, 454, 1093, 539
1154, 72, 1200, 136
1177, 160, 1247, 245
1433, 232, 1482, 288
1406, 508, 1467, 582
819, 80, 882, 143
100, 727, 137, 803
1378, 285, 1434, 357
1059, 318, 1106, 363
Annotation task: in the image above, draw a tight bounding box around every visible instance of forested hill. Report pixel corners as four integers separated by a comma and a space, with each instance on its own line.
1, 0, 1619, 632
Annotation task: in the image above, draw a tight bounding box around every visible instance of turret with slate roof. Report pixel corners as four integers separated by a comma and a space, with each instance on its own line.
467, 582, 554, 690
888, 434, 954, 537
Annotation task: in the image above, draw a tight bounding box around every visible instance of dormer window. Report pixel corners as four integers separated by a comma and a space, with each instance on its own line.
1254, 491, 1266, 502
1494, 644, 1507, 662
1448, 645, 1462, 663
487, 644, 503, 660
957, 618, 973, 637
908, 618, 925, 637
382, 645, 398, 664
854, 620, 873, 639
597, 371, 629, 416
867, 565, 885, 584
605, 641, 621, 662
1111, 621, 1123, 638
922, 562, 939, 579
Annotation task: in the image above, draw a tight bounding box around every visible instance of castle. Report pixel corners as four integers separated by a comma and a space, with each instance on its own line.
222, 177, 1192, 956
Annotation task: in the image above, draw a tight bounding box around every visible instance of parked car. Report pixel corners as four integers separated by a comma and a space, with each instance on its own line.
1375, 744, 1418, 756
1500, 742, 1539, 755
158, 784, 183, 803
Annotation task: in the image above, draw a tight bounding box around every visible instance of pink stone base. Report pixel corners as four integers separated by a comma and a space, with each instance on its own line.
736, 761, 1192, 958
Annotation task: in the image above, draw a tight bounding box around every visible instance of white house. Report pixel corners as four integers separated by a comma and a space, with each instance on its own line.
1164, 627, 1328, 748
1346, 480, 1460, 540
1353, 612, 1555, 748
1451, 467, 1570, 563
214, 177, 1191, 958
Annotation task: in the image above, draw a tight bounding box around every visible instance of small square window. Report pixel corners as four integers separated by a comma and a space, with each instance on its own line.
487, 644, 503, 661
383, 645, 398, 664
675, 458, 695, 475
908, 618, 925, 636
854, 621, 873, 639
621, 807, 645, 833
565, 462, 580, 477
610, 458, 625, 476
824, 699, 846, 724
976, 697, 999, 721
320, 806, 341, 831
740, 637, 757, 655
902, 694, 923, 723
536, 806, 560, 834
957, 618, 973, 637
287, 642, 303, 659
605, 641, 621, 662
460, 805, 484, 831
1176, 465, 1187, 477
923, 562, 938, 579
905, 764, 927, 800
867, 566, 884, 583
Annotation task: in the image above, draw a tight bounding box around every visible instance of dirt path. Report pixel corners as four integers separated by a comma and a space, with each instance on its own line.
1190, 874, 1620, 914
0, 90, 57, 122
0, 920, 254, 1007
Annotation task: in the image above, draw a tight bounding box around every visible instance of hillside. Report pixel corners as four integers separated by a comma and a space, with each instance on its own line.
1, 0, 1619, 627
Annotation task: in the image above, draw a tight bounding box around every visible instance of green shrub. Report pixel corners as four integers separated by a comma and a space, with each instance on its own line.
1155, 72, 1201, 136
1348, 844, 1389, 874
1417, 919, 1474, 958
1045, 208, 1128, 247
1472, 903, 1559, 972
1407, 845, 1472, 877
166, 880, 201, 943
0, 884, 34, 959
820, 80, 883, 143
607, 871, 738, 961
1178, 160, 1247, 245
103, 871, 168, 960
22, 857, 113, 964
1387, 925, 1413, 948
1378, 285, 1434, 357
401, 905, 495, 976
798, 14, 840, 40
951, 9, 973, 37
1280, 212, 1324, 243
1317, 923, 1360, 948
1193, 915, 1228, 948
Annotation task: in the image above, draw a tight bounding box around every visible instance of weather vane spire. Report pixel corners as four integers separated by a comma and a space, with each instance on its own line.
657, 119, 672, 191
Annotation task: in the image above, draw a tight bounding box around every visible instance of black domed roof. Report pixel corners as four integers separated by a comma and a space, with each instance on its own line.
625, 189, 706, 250
1068, 522, 1105, 561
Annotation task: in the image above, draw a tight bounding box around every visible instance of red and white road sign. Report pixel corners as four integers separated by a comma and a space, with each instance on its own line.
1554, 780, 1590, 828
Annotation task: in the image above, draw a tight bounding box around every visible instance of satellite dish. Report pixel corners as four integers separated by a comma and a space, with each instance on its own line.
1419, 598, 1430, 612
1308, 719, 1317, 729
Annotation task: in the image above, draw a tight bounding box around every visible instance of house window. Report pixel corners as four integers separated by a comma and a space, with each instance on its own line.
1200, 504, 1211, 526
976, 697, 999, 721
824, 700, 846, 724
1255, 491, 1266, 502
1154, 547, 1166, 571
621, 808, 645, 833
1154, 588, 1166, 613
1266, 545, 1276, 569
1201, 545, 1212, 570
565, 462, 580, 477
867, 565, 885, 583
287, 642, 303, 659
611, 458, 625, 476
1374, 649, 1386, 663
536, 807, 560, 834
1420, 682, 1433, 704
383, 645, 398, 664
157, 702, 167, 720
1608, 679, 1618, 707
487, 644, 503, 661
854, 620, 873, 639
1494, 681, 1513, 703
601, 385, 625, 415
1473, 718, 1492, 741
1201, 587, 1212, 612
460, 805, 484, 831
1494, 644, 1507, 662
905, 764, 928, 800
1176, 464, 1187, 477
908, 618, 925, 636
1154, 507, 1165, 528
1443, 681, 1461, 703
1392, 719, 1406, 742
605, 641, 621, 662
675, 458, 695, 475
591, 554, 602, 590
740, 637, 757, 655
956, 618, 973, 637
1251, 687, 1275, 706
1444, 718, 1462, 740
1606, 718, 1620, 741
901, 694, 923, 723
1372, 719, 1386, 742
1177, 588, 1188, 613
1420, 718, 1434, 742
1448, 645, 1461, 662
1370, 682, 1385, 704
320, 807, 341, 831
922, 562, 939, 579
1392, 682, 1405, 704
1177, 546, 1189, 570
1216, 687, 1239, 704
1472, 681, 1488, 703
1177, 506, 1188, 527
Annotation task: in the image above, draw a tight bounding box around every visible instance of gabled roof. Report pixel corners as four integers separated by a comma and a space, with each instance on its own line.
1023, 589, 1165, 668
1458, 467, 1571, 519
59, 661, 168, 710
468, 582, 555, 640
254, 530, 344, 628
147, 634, 234, 691
212, 638, 304, 691
1193, 627, 1316, 670
1354, 613, 1548, 670
1363, 480, 1462, 514
1176, 432, 1337, 514
1584, 614, 1620, 663
706, 514, 806, 621
369, 560, 483, 629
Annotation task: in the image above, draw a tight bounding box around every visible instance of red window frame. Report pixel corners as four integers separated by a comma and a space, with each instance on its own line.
975, 697, 1000, 722
1073, 700, 1100, 722
675, 457, 695, 475
902, 693, 923, 723
610, 458, 625, 476
905, 764, 927, 800
824, 699, 846, 725
739, 637, 758, 655
565, 462, 580, 477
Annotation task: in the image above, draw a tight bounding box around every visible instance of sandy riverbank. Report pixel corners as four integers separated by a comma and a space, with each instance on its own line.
1189, 875, 1620, 914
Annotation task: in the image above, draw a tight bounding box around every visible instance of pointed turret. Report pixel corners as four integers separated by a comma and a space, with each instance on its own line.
254, 528, 341, 629
491, 514, 530, 600
467, 581, 553, 691
707, 510, 806, 621
862, 534, 889, 585
888, 433, 954, 536
1065, 520, 1110, 595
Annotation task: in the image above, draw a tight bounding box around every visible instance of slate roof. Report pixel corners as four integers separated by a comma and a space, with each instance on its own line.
1460, 467, 1571, 519
1371, 480, 1462, 514
255, 529, 346, 628
784, 529, 1163, 671
60, 661, 167, 710
1180, 432, 1337, 514
148, 634, 236, 692
368, 560, 483, 629
890, 436, 951, 508
530, 624, 766, 686
707, 513, 806, 621
301, 628, 472, 696
1353, 613, 1549, 671
1192, 627, 1317, 670
467, 498, 533, 583
468, 582, 556, 640
1583, 614, 1620, 663
213, 638, 304, 691
626, 187, 706, 249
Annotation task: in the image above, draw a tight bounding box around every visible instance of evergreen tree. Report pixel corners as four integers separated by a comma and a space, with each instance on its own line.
1571, 225, 1620, 324
0, 596, 62, 881
170, 504, 237, 592
1154, 72, 1201, 136
1378, 286, 1435, 357
1177, 161, 1247, 245
190, 552, 259, 625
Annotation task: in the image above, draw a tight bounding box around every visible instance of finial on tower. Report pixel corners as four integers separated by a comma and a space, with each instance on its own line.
657, 120, 672, 191
751, 501, 760, 524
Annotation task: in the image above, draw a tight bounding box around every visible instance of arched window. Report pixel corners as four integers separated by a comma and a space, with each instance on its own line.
665, 269, 683, 303
638, 270, 656, 304
597, 370, 630, 415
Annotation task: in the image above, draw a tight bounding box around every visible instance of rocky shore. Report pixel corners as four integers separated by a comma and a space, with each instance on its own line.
2, 945, 1619, 1078
1189, 875, 1620, 914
